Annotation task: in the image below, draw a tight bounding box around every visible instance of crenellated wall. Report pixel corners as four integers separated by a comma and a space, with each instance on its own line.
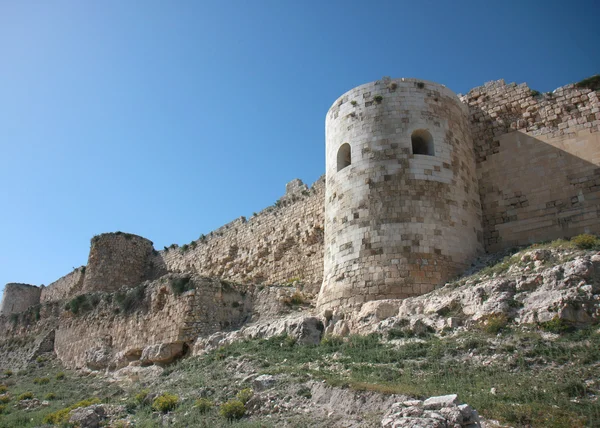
160, 177, 325, 290
462, 79, 600, 251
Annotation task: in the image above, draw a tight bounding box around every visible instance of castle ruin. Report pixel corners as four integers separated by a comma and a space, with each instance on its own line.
1, 75, 599, 367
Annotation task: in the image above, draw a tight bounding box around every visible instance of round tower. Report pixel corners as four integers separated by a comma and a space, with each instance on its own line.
0, 283, 41, 316
82, 232, 154, 293
317, 78, 483, 312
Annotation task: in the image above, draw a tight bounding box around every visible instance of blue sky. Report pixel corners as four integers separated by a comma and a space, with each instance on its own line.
1, 0, 599, 294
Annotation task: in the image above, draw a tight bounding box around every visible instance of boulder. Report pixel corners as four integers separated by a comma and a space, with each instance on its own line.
69, 405, 106, 428
140, 342, 183, 365
84, 346, 112, 370
382, 395, 480, 428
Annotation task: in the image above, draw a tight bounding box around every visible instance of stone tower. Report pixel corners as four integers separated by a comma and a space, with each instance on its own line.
81, 232, 154, 293
317, 78, 483, 312
0, 283, 41, 316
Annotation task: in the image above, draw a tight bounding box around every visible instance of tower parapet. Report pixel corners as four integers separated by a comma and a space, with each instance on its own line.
318, 78, 483, 311
81, 232, 155, 293
0, 283, 41, 316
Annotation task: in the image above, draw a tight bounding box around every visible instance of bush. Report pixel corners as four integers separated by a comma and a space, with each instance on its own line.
134, 389, 149, 405
33, 377, 50, 385
67, 294, 91, 314
480, 314, 508, 334
170, 277, 193, 296
35, 356, 46, 364
152, 393, 178, 413
570, 234, 600, 250
219, 399, 246, 420
539, 316, 574, 333
195, 398, 214, 413
56, 372, 65, 380
0, 394, 10, 403
236, 388, 253, 404
0, 385, 7, 394
373, 95, 383, 102
0, 404, 6, 414
4, 370, 13, 377
18, 392, 34, 400
45, 393, 56, 400
43, 398, 101, 425
115, 284, 147, 313
575, 74, 600, 91
283, 291, 306, 306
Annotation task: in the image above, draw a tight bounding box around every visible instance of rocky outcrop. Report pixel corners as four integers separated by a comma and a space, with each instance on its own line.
381, 394, 481, 427
340, 249, 600, 336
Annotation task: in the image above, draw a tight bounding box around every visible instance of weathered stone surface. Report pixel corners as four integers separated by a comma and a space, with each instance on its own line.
253, 374, 277, 391
382, 395, 480, 427
84, 346, 112, 370
69, 405, 105, 428
140, 342, 183, 364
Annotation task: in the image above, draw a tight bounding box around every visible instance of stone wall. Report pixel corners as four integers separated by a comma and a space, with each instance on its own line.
318, 78, 483, 311
462, 79, 600, 251
82, 232, 155, 293
0, 283, 41, 316
53, 275, 250, 369
160, 178, 325, 289
41, 267, 86, 302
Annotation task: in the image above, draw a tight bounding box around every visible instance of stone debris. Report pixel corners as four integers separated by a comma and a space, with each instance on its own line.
381, 395, 481, 428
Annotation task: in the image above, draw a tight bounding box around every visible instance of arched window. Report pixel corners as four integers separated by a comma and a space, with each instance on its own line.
411, 129, 434, 156
337, 143, 351, 172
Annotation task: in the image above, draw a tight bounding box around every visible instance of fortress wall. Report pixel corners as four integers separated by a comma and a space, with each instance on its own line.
318, 78, 483, 311
53, 276, 247, 369
82, 232, 155, 293
41, 267, 85, 302
463, 80, 600, 251
0, 283, 41, 316
161, 177, 325, 289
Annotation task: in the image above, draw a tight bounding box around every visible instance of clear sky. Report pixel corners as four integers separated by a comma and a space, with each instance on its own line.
1, 0, 599, 295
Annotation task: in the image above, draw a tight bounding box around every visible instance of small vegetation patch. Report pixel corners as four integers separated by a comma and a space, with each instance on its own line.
43, 398, 101, 425
152, 392, 178, 413
570, 233, 600, 250
33, 377, 49, 385
18, 392, 34, 400
575, 74, 600, 91
480, 314, 509, 334
170, 276, 194, 296
114, 284, 147, 314
219, 399, 246, 420
236, 388, 253, 404
539, 316, 574, 333
0, 394, 11, 404
282, 291, 307, 306
373, 95, 383, 102
195, 398, 213, 413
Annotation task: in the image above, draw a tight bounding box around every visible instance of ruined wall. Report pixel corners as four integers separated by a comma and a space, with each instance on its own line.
82, 232, 155, 293
161, 178, 325, 289
0, 283, 41, 316
318, 78, 483, 312
463, 80, 600, 251
53, 276, 250, 369
41, 267, 86, 302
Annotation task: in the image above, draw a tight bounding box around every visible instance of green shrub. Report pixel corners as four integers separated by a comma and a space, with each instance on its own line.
0, 394, 10, 403
115, 284, 146, 313
33, 377, 50, 385
152, 392, 178, 413
283, 291, 306, 306
170, 277, 193, 296
236, 388, 253, 404
56, 372, 65, 380
351, 100, 358, 106
219, 399, 246, 420
43, 398, 101, 425
481, 314, 508, 334
35, 356, 46, 364
67, 294, 91, 314
539, 316, 574, 333
45, 392, 57, 400
0, 404, 6, 414
195, 398, 213, 413
134, 389, 149, 405
0, 385, 7, 394
570, 234, 600, 250
18, 392, 34, 400
575, 74, 600, 91
373, 95, 383, 102
530, 89, 541, 97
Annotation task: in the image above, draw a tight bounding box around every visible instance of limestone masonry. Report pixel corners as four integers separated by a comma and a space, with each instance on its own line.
1, 75, 599, 368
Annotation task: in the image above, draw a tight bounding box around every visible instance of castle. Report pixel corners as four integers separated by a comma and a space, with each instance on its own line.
2, 75, 599, 331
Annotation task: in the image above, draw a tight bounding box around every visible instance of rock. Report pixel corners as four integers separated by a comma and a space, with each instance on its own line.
423, 394, 459, 410
112, 348, 143, 369
140, 342, 183, 365
69, 404, 106, 428
85, 346, 112, 370
287, 316, 324, 344
253, 374, 277, 391
382, 395, 480, 427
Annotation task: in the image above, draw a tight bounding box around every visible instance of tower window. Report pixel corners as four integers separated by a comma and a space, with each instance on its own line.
337, 143, 351, 172
411, 130, 434, 156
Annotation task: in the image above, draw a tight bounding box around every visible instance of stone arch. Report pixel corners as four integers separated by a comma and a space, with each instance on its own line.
337, 143, 352, 172
411, 129, 434, 156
